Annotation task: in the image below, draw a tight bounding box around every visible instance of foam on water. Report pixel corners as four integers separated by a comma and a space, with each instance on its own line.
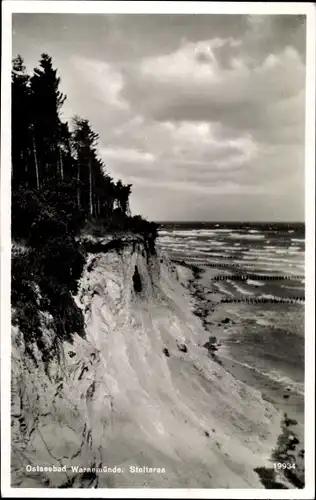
207, 241, 226, 246
274, 248, 300, 254
221, 356, 304, 395
261, 370, 304, 395
228, 233, 265, 240
170, 230, 204, 238
281, 285, 304, 291
258, 293, 293, 301
246, 279, 265, 287
213, 282, 235, 297
227, 280, 254, 296
255, 318, 271, 326
158, 224, 304, 284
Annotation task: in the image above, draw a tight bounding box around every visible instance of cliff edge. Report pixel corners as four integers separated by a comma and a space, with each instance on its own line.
11, 236, 282, 488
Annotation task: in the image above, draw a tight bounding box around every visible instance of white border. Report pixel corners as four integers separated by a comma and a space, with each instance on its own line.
1, 2, 315, 498
1, 1, 315, 15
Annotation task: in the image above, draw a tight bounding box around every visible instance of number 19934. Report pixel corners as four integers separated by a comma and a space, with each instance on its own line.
273, 462, 296, 470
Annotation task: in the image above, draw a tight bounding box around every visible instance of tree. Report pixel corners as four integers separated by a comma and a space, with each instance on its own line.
121, 183, 132, 216
11, 55, 34, 188
71, 117, 98, 216
30, 54, 66, 183
11, 52, 153, 239
114, 180, 132, 216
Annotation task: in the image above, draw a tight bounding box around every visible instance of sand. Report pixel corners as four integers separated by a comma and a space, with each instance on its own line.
182, 262, 305, 488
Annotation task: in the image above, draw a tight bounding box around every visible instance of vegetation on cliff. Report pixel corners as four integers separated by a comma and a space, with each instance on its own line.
11, 53, 157, 356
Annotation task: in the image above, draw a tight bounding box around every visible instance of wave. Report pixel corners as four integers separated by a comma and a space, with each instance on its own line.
281, 285, 305, 291
159, 230, 202, 238
257, 293, 304, 301
220, 258, 301, 271
220, 356, 304, 396
213, 282, 235, 297
291, 238, 305, 243
246, 279, 265, 287
158, 231, 305, 280
227, 280, 254, 296
262, 370, 304, 395
228, 233, 265, 240
274, 248, 302, 255
158, 230, 172, 236
255, 318, 271, 326
207, 241, 227, 246
158, 239, 192, 247
161, 228, 241, 238
238, 254, 304, 266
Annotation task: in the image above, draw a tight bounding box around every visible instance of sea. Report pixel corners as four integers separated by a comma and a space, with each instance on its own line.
156, 222, 305, 409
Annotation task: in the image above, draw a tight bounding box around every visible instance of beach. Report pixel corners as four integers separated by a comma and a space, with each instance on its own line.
159, 222, 305, 487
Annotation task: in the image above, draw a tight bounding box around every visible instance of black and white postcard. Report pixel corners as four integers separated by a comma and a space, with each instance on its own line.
1, 1, 315, 498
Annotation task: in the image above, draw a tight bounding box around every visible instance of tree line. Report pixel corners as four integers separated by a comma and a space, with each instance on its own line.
12, 53, 135, 233
11, 53, 157, 356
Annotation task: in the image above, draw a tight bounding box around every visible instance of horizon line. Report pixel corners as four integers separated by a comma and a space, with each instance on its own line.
153, 220, 305, 223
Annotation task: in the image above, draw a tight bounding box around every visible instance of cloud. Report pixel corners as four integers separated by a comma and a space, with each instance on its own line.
100, 147, 155, 164
71, 55, 129, 110
99, 118, 260, 194
127, 41, 305, 146
141, 37, 243, 82
12, 13, 306, 221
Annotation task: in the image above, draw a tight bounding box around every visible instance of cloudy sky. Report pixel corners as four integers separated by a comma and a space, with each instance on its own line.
12, 13, 306, 221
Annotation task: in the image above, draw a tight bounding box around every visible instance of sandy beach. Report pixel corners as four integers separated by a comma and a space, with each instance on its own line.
175, 260, 305, 488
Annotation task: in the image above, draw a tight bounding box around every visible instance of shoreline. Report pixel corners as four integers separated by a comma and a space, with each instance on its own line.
173, 259, 305, 489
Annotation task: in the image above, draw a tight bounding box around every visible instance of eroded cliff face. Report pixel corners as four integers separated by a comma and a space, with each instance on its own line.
11, 238, 282, 488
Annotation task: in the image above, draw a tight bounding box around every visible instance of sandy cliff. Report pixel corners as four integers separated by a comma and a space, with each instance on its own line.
11, 236, 282, 488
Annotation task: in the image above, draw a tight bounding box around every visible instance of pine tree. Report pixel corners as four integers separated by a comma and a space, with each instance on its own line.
11, 55, 33, 188
58, 121, 72, 180
114, 180, 132, 215
30, 54, 66, 183
71, 117, 98, 217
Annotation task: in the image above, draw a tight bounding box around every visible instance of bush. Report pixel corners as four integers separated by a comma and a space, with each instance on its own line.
12, 181, 85, 243
11, 184, 86, 359
83, 214, 158, 241
11, 181, 157, 361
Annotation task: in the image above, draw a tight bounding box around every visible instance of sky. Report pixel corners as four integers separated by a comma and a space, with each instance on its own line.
12, 13, 306, 222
